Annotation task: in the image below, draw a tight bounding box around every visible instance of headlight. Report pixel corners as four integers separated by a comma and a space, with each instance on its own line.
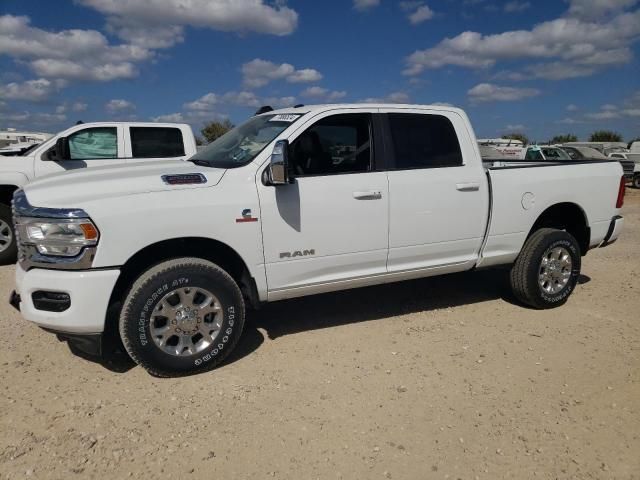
18, 218, 99, 257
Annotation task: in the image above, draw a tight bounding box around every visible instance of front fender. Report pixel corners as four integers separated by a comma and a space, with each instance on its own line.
1, 172, 30, 189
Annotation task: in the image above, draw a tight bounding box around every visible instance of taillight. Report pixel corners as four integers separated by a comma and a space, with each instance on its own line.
616, 176, 625, 208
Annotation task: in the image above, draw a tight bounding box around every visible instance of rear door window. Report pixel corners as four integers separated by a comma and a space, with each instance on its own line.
130, 127, 185, 158
387, 113, 462, 169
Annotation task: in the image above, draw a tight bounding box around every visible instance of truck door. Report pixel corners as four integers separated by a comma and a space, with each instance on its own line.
257, 110, 389, 299
35, 125, 125, 177
381, 109, 489, 274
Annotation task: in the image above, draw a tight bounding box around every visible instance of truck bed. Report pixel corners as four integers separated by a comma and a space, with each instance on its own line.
482, 158, 619, 170
477, 157, 623, 269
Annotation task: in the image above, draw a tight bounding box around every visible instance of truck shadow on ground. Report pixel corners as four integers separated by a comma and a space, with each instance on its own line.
75, 269, 591, 375
224, 268, 519, 368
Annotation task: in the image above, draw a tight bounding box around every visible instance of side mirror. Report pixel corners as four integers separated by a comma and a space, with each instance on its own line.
267, 139, 292, 185
47, 137, 70, 161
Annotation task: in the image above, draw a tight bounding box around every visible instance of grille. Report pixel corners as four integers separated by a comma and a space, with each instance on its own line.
619, 160, 634, 176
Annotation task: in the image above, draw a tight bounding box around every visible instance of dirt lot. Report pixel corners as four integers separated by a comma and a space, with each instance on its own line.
1, 190, 638, 480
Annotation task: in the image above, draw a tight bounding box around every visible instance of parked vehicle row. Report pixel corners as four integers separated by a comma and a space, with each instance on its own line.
476, 142, 639, 189
10, 103, 625, 376
609, 151, 640, 188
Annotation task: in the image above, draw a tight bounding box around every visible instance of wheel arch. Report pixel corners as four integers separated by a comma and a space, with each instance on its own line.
0, 184, 20, 207
527, 202, 590, 255
103, 237, 261, 347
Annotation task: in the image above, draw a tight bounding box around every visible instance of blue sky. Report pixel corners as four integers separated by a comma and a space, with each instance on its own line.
1, 0, 639, 142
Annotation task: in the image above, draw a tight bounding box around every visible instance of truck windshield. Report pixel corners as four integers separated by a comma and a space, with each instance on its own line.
190, 114, 301, 168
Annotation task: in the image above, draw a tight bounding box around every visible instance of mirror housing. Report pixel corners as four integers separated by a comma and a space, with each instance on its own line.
46, 137, 70, 161
267, 139, 292, 185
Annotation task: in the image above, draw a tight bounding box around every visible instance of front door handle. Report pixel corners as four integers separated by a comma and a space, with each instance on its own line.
456, 182, 480, 192
353, 190, 382, 200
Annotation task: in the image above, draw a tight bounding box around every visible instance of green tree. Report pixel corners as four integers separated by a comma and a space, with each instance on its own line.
201, 119, 235, 143
502, 133, 529, 145
550, 134, 578, 143
589, 130, 623, 142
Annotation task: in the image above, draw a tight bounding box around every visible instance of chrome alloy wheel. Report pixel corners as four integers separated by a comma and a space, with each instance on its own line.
150, 287, 223, 356
538, 246, 572, 295
0, 219, 12, 253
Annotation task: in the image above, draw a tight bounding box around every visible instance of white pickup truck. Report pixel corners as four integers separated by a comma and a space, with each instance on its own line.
10, 104, 625, 377
0, 122, 197, 263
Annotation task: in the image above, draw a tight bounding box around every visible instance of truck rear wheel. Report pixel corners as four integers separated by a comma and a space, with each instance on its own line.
509, 228, 581, 309
119, 257, 245, 377
0, 204, 17, 265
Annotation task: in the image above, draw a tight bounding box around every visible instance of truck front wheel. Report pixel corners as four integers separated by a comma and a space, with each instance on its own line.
509, 228, 581, 309
633, 174, 640, 189
0, 204, 17, 264
119, 257, 245, 377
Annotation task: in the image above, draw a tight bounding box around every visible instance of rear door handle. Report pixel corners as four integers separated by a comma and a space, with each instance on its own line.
456, 182, 480, 192
353, 190, 382, 200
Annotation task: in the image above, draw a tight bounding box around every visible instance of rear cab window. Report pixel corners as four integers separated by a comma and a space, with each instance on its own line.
130, 127, 185, 158
386, 113, 463, 169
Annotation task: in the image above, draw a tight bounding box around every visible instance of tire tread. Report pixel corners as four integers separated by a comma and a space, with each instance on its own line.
119, 257, 245, 377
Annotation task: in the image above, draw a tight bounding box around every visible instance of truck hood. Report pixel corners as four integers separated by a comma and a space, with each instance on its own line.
23, 160, 226, 208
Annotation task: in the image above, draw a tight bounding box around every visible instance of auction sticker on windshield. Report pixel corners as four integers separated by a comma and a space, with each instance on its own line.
270, 114, 301, 122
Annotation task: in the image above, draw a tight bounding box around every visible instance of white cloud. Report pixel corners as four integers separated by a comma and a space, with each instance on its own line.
409, 5, 434, 24
353, 0, 380, 11
241, 59, 322, 88
585, 110, 620, 120
504, 124, 526, 130
78, 0, 298, 46
361, 91, 411, 103
403, 8, 640, 79
0, 78, 63, 101
566, 0, 638, 21
0, 14, 150, 81
468, 83, 540, 103
566, 104, 579, 111
262, 96, 297, 108
56, 101, 88, 114
563, 90, 640, 122
184, 90, 296, 112
151, 112, 184, 122
301, 86, 347, 102
0, 109, 67, 128
400, 2, 434, 24
504, 1, 531, 13
105, 98, 135, 113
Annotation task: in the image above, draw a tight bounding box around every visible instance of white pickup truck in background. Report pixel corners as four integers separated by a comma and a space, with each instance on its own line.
10, 104, 625, 377
0, 122, 197, 262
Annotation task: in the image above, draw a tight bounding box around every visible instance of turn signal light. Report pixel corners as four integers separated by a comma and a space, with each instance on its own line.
80, 223, 99, 240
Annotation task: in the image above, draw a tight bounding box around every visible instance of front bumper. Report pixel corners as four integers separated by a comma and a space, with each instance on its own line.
601, 215, 624, 247
13, 264, 120, 334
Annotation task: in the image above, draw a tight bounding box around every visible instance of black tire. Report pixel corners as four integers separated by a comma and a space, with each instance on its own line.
633, 175, 640, 189
119, 257, 245, 377
509, 228, 581, 309
0, 204, 17, 265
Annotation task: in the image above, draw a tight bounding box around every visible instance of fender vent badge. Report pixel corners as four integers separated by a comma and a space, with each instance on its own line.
161, 173, 207, 185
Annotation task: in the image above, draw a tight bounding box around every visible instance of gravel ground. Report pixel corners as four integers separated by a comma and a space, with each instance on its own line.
1, 189, 638, 480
